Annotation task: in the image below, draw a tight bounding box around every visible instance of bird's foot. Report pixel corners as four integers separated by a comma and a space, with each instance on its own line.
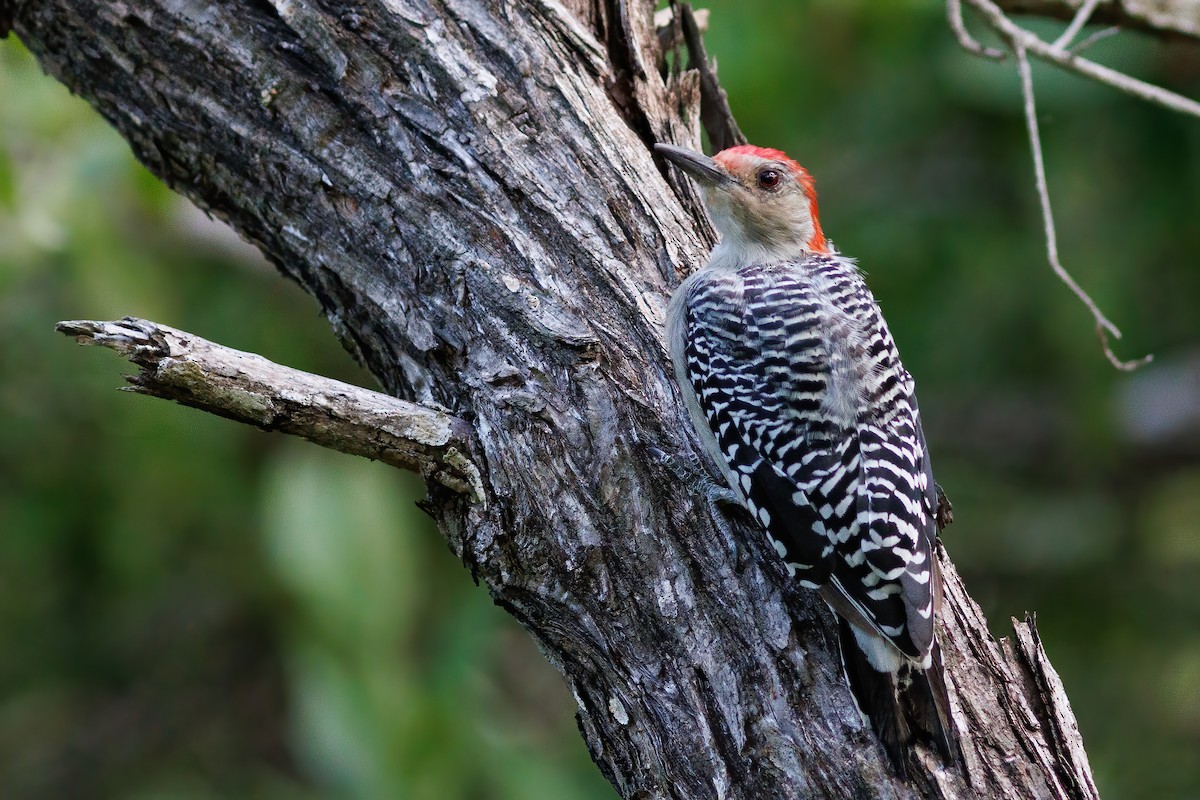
649, 446, 746, 566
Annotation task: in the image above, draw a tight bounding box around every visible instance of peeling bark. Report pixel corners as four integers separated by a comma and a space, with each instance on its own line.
56, 317, 484, 500
16, 1, 1103, 797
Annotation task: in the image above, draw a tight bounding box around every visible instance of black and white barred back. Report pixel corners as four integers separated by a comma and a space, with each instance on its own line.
669, 252, 954, 768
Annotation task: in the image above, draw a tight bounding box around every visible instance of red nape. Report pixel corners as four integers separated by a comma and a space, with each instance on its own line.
807, 215, 829, 254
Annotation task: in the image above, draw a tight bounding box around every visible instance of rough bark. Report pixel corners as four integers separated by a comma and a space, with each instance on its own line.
994, 0, 1200, 42
10, 2, 1103, 797
56, 317, 484, 500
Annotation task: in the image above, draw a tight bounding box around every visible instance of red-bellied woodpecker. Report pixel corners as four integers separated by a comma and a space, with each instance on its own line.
656, 142, 957, 774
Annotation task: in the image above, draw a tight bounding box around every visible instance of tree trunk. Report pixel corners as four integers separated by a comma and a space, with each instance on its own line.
6, 2, 1102, 797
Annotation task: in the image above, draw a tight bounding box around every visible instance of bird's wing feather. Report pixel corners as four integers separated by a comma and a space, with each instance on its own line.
682, 260, 937, 659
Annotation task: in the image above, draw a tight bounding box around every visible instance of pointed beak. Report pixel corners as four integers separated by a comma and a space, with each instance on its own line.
654, 143, 734, 189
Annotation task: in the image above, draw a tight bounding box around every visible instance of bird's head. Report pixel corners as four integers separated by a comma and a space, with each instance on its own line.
655, 143, 828, 260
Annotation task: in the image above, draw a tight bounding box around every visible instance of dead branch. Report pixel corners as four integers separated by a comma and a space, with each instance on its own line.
56, 317, 484, 500
996, 0, 1200, 42
1010, 43, 1153, 371
951, 0, 1182, 368
1051, 0, 1102, 48
962, 0, 1200, 119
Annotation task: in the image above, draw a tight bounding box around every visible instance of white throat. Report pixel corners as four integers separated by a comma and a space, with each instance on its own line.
704, 193, 817, 271
707, 237, 775, 272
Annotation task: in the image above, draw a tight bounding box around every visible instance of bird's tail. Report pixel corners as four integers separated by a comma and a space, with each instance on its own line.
836, 617, 958, 776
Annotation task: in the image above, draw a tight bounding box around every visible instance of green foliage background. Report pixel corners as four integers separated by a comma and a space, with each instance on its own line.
2, 2, 1198, 797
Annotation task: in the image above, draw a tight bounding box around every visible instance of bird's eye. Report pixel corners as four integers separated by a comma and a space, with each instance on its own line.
757, 168, 782, 190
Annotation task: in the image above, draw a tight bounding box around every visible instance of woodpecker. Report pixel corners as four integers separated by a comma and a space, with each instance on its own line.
656, 142, 956, 774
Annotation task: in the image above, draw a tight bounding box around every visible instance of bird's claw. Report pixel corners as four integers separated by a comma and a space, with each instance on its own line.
650, 446, 747, 566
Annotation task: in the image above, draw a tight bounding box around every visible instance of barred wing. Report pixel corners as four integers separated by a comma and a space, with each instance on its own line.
680, 259, 938, 660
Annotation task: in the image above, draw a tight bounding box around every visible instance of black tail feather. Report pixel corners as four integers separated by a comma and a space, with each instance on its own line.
904, 639, 959, 765
836, 618, 957, 776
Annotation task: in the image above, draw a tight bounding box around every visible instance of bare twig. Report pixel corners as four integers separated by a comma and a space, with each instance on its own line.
993, 0, 1200, 43
951, 0, 1172, 367
1011, 43, 1152, 370
965, 0, 1200, 119
947, 0, 1006, 59
1052, 0, 1101, 49
56, 317, 486, 500
1070, 25, 1120, 53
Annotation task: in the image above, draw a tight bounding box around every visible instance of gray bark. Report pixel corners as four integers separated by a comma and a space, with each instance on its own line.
56, 317, 484, 499
10, 2, 1102, 797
